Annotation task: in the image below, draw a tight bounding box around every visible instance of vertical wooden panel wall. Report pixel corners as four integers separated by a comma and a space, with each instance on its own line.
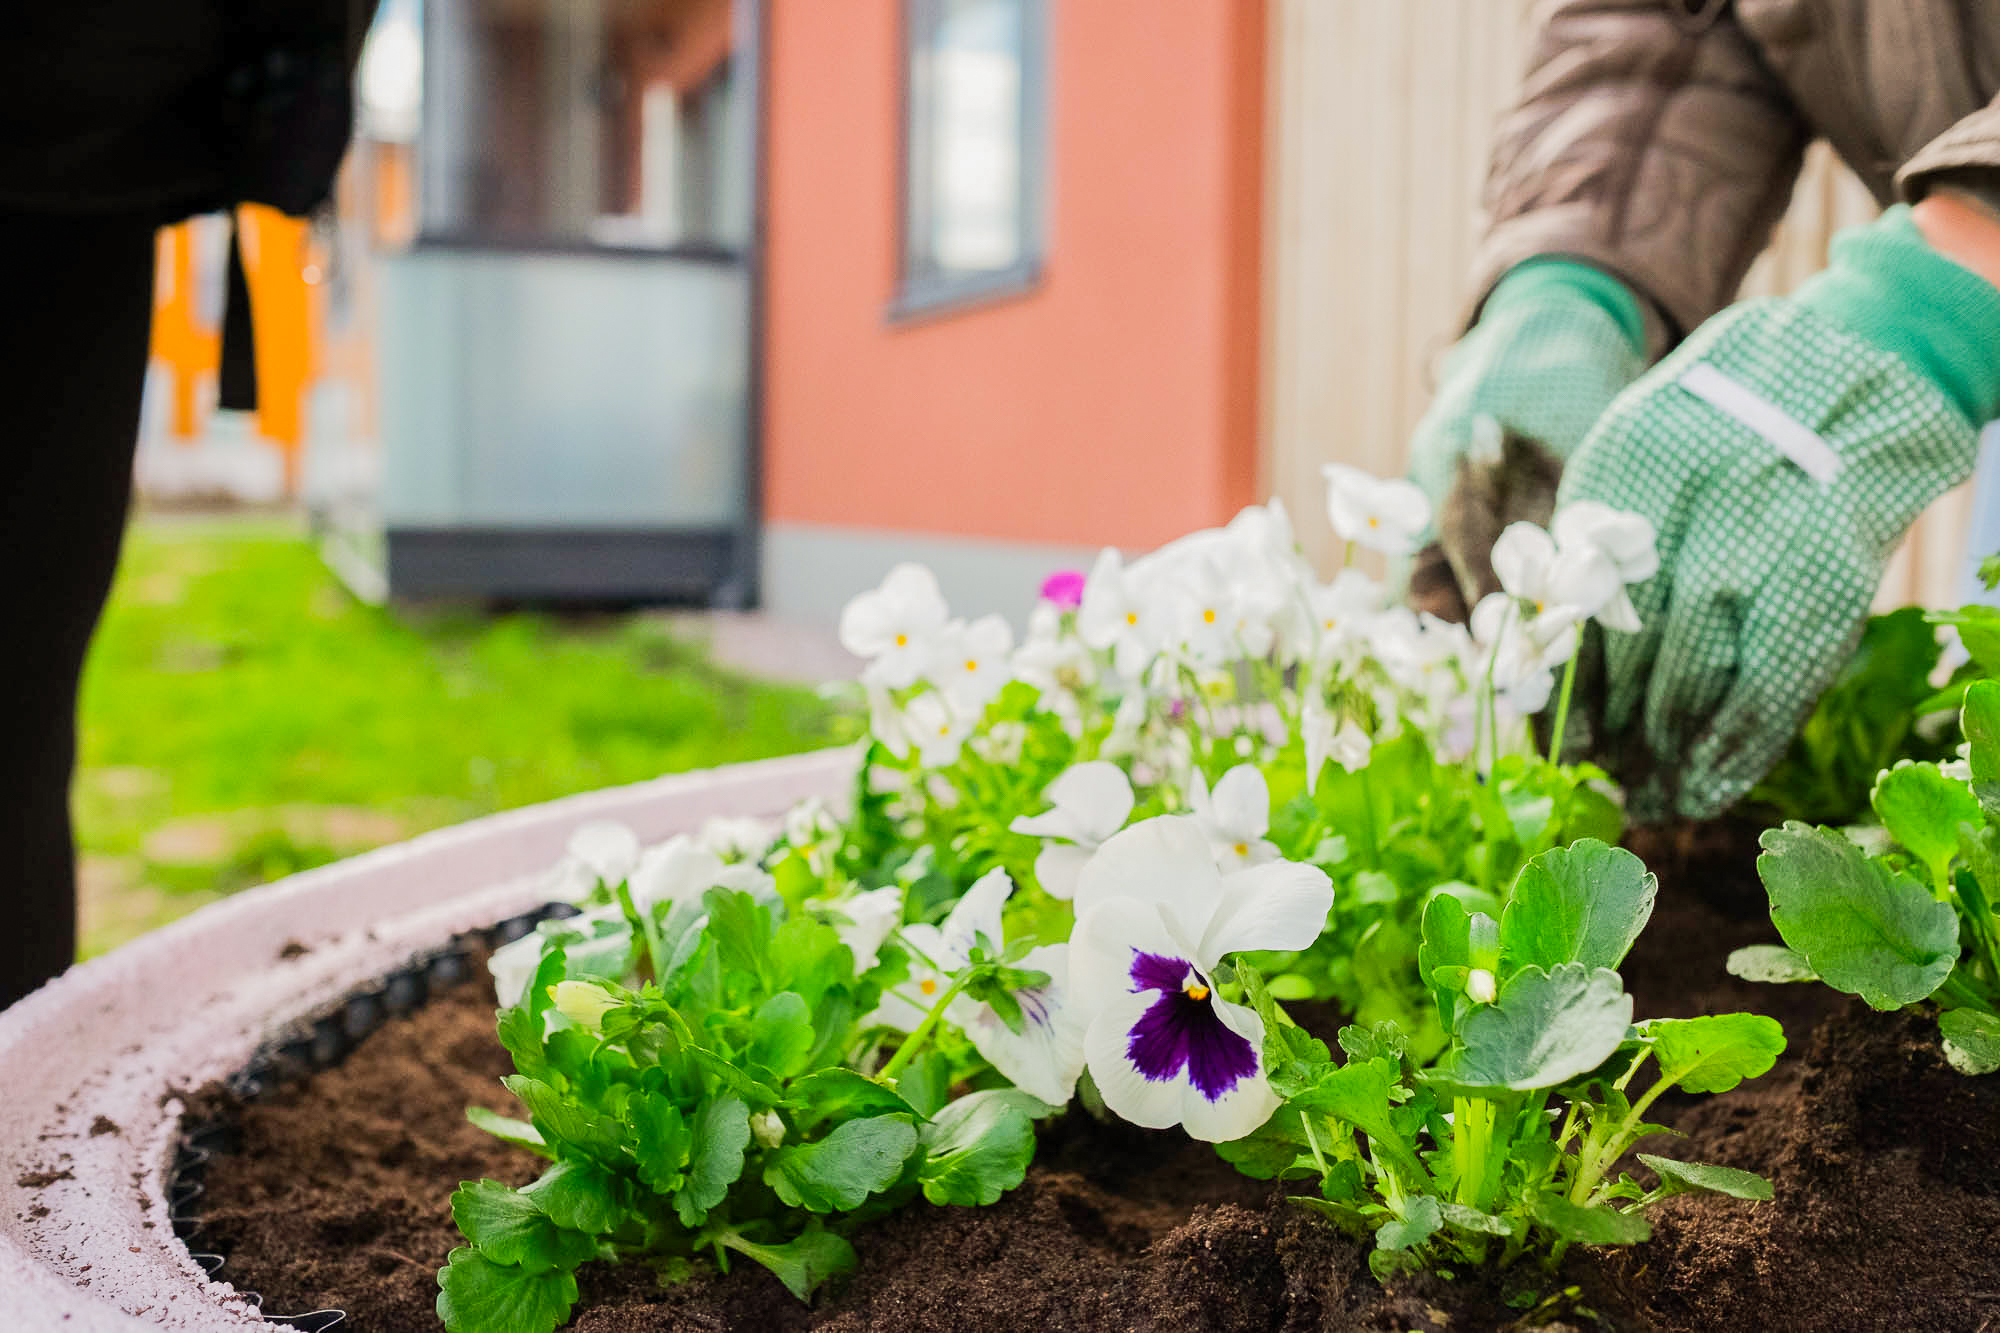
1262, 3, 1972, 606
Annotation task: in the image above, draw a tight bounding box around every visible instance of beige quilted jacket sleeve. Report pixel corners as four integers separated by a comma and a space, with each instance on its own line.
1902, 97, 2000, 204
1468, 0, 1812, 353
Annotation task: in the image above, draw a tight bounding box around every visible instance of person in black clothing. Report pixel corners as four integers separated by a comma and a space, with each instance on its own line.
0, 2, 374, 1008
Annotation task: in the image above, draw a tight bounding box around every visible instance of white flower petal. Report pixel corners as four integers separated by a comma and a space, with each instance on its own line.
1072, 816, 1224, 944
1082, 989, 1190, 1130
1490, 523, 1555, 603
961, 942, 1087, 1106
1209, 764, 1270, 841
567, 820, 641, 886
1030, 841, 1093, 901
1200, 859, 1334, 961
941, 867, 1013, 959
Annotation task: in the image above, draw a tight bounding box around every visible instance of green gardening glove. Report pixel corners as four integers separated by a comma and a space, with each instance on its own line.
1407, 259, 1647, 619
1558, 205, 2000, 821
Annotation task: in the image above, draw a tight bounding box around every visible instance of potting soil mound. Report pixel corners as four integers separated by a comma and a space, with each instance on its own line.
191, 825, 2000, 1331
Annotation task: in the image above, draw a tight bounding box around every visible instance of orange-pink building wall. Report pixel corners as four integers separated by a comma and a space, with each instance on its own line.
762, 0, 1266, 552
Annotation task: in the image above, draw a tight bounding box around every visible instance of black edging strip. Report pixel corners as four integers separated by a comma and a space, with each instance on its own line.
166, 903, 578, 1330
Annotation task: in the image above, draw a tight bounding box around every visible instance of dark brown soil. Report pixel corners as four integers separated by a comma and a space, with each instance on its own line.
190, 824, 2000, 1331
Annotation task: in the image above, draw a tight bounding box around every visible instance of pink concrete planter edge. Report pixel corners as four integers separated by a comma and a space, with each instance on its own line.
0, 747, 856, 1331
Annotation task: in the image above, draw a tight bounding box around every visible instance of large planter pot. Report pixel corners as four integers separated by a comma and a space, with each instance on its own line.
0, 749, 853, 1330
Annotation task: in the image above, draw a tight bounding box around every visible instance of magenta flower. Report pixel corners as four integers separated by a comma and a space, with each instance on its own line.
1039, 568, 1087, 610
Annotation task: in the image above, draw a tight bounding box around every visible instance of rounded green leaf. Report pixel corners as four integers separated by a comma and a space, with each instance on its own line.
675, 1094, 752, 1228
1500, 839, 1657, 975
1939, 1007, 2000, 1076
1644, 1013, 1786, 1094
1757, 822, 1959, 1009
1963, 681, 2000, 819
1441, 964, 1633, 1092
1871, 761, 1980, 875
763, 1113, 920, 1213
1637, 1154, 1773, 1202
718, 1226, 857, 1302
918, 1091, 1041, 1206
1724, 944, 1818, 984
437, 1246, 581, 1333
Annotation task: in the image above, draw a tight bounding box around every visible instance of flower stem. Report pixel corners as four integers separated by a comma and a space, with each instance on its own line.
615, 880, 668, 984
1546, 651, 1580, 763
878, 973, 973, 1084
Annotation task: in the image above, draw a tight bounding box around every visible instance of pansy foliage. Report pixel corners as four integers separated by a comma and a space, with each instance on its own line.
1221, 840, 1783, 1280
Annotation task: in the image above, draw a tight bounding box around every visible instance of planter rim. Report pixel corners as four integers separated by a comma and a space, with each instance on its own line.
0, 746, 855, 1330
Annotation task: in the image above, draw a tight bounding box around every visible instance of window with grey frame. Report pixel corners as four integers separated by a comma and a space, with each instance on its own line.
898, 0, 1046, 314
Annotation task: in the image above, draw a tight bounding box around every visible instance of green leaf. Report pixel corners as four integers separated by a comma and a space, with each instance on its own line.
1636, 1154, 1773, 1202
1375, 1195, 1442, 1252
1288, 1056, 1401, 1145
1940, 1007, 2000, 1075
749, 991, 817, 1079
521, 1160, 622, 1236
502, 1075, 620, 1156
1965, 681, 2000, 819
1440, 964, 1632, 1092
630, 1094, 692, 1196
918, 1091, 1041, 1206
1724, 944, 1818, 984
1499, 839, 1656, 975
1528, 1195, 1650, 1246
1872, 761, 1981, 878
1757, 822, 1959, 1009
676, 1094, 752, 1228
718, 1226, 857, 1302
437, 1247, 580, 1333
1438, 1201, 1514, 1236
895, 1051, 953, 1119
785, 1069, 919, 1131
466, 1106, 552, 1159
763, 1114, 920, 1213
1644, 1013, 1786, 1095
448, 1180, 596, 1275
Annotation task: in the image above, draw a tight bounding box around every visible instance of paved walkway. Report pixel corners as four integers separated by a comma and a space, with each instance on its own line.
659, 610, 859, 686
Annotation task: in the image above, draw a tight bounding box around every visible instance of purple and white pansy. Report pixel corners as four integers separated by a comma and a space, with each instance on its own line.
871, 867, 1086, 1107
1069, 815, 1333, 1142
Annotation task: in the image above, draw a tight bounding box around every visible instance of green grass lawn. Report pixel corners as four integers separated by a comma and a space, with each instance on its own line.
74, 516, 838, 956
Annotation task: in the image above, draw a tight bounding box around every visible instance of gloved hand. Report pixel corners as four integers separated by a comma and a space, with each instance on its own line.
1558, 205, 2000, 820
1407, 259, 1647, 620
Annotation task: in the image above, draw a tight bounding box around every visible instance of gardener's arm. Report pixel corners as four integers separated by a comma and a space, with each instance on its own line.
1408, 0, 1811, 619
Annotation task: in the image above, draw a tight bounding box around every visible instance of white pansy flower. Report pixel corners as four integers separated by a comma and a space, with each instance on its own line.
1078, 547, 1165, 680
1490, 521, 1613, 631
1308, 569, 1385, 661
1070, 817, 1333, 1142
1322, 463, 1432, 556
1550, 501, 1658, 634
840, 563, 951, 688
1470, 592, 1570, 716
903, 690, 972, 769
828, 884, 904, 972
1189, 764, 1278, 872
1010, 760, 1135, 900
929, 613, 1015, 712
872, 869, 1086, 1106
696, 814, 775, 863
1302, 695, 1372, 793
565, 820, 641, 892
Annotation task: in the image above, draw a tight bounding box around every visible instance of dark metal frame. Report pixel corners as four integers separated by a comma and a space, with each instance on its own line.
891, 0, 1048, 321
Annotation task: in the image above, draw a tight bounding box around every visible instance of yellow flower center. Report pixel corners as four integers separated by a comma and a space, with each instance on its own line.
1367, 515, 1381, 529
964, 658, 979, 672
1184, 982, 1210, 1002
895, 632, 909, 647
920, 977, 938, 996
1232, 841, 1249, 858
1323, 618, 1336, 631
1202, 608, 1217, 625
1533, 599, 1546, 615
1125, 611, 1139, 627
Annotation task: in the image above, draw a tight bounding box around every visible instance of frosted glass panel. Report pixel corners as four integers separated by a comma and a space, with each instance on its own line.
380, 248, 748, 527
